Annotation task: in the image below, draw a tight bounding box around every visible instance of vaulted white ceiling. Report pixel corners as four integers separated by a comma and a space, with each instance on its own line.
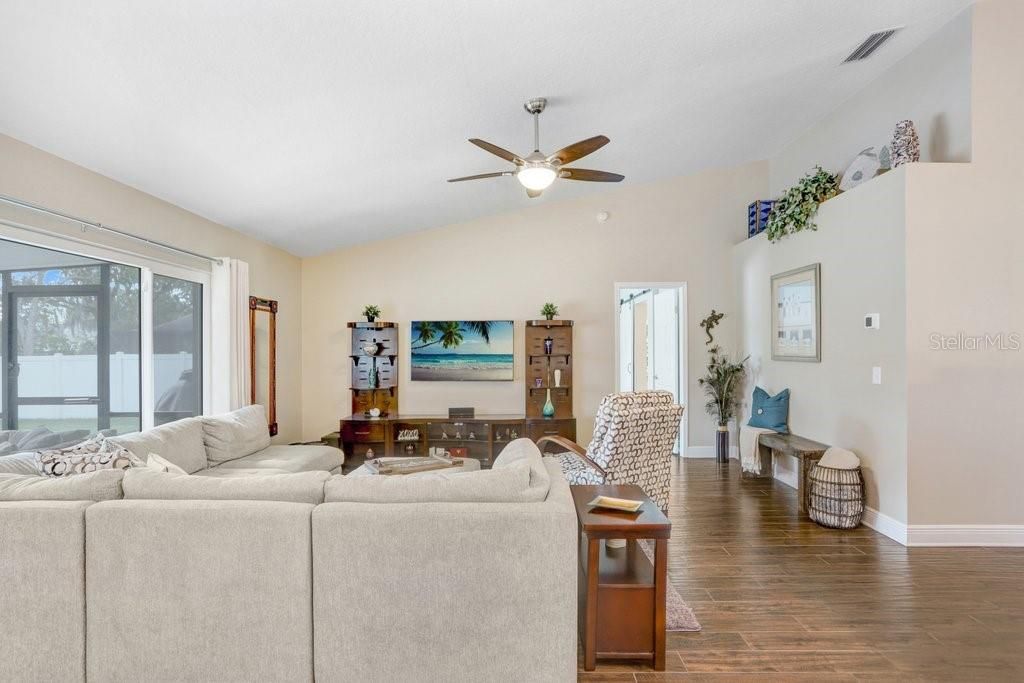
0, 0, 972, 256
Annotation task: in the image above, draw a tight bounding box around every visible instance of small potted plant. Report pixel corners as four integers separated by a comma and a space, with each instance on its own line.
540, 303, 559, 321
362, 305, 381, 323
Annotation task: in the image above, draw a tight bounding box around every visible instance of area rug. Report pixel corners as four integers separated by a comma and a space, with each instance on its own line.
639, 540, 702, 632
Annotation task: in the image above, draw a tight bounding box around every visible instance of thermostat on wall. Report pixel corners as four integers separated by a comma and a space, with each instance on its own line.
864, 313, 880, 330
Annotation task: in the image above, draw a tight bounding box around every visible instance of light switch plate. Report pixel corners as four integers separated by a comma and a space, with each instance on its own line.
872, 366, 882, 384
865, 313, 880, 329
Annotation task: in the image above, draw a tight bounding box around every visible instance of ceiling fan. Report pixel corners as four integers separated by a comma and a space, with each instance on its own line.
448, 97, 624, 198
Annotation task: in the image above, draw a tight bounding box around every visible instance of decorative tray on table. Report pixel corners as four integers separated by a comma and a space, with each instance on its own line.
587, 495, 644, 513
365, 454, 464, 476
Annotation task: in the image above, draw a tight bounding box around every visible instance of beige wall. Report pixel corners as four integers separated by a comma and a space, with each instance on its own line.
769, 9, 972, 196
734, 169, 909, 523
748, 0, 1023, 531
903, 0, 1024, 527
301, 162, 768, 445
0, 133, 304, 443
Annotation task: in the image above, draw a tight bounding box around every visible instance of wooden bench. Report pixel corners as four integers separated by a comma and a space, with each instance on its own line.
742, 432, 829, 513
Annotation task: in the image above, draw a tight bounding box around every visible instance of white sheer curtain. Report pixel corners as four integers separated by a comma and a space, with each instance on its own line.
210, 258, 250, 414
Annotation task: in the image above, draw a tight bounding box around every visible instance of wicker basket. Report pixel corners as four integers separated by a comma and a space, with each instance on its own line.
808, 464, 865, 529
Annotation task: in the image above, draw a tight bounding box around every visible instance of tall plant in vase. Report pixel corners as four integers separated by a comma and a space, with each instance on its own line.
698, 340, 748, 463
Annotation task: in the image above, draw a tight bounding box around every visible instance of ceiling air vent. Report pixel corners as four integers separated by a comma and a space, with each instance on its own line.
843, 28, 900, 63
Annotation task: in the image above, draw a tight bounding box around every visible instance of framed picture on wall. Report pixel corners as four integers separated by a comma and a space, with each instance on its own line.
771, 263, 821, 362
410, 321, 514, 381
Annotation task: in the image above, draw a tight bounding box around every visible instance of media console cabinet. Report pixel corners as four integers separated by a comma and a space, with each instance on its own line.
338, 414, 576, 472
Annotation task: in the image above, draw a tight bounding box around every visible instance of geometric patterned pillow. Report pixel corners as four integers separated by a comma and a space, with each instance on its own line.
37, 436, 140, 477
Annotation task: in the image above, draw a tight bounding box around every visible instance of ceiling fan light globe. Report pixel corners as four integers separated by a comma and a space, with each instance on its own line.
517, 165, 557, 191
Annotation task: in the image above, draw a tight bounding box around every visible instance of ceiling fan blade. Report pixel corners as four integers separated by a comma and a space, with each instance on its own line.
469, 139, 524, 165
526, 188, 542, 199
547, 135, 610, 165
560, 168, 624, 182
447, 171, 512, 183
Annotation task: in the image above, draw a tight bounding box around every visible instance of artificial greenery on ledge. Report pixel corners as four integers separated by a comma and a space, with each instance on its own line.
765, 166, 840, 243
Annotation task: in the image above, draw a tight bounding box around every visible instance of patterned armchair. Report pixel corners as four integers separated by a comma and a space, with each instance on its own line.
538, 391, 683, 511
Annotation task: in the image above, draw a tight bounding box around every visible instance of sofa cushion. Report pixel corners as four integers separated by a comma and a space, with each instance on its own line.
0, 470, 124, 501
37, 436, 138, 477
201, 405, 272, 466
192, 467, 294, 477
86, 500, 314, 682
213, 444, 342, 473
0, 452, 43, 475
325, 461, 537, 503
143, 452, 188, 475
122, 468, 328, 504
108, 417, 208, 474
492, 437, 551, 502
0, 427, 90, 453
0, 500, 91, 682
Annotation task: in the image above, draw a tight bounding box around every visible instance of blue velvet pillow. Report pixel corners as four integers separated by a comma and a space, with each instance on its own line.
748, 387, 790, 433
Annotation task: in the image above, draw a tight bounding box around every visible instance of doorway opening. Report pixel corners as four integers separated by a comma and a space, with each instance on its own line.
614, 283, 687, 455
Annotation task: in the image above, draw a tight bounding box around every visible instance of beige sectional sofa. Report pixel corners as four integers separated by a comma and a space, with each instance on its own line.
106, 405, 344, 476
0, 413, 577, 683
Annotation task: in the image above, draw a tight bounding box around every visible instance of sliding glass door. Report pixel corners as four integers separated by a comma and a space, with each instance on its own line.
1, 237, 204, 439
153, 274, 202, 426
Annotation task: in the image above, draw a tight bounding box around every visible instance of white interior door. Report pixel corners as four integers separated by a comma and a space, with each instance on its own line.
651, 288, 679, 399
615, 283, 687, 455
633, 296, 650, 391
618, 299, 633, 391
652, 287, 682, 453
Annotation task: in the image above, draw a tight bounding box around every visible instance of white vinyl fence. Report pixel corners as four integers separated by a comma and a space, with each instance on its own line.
4, 353, 193, 418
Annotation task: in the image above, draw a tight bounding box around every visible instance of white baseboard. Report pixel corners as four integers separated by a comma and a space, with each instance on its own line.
678, 453, 1024, 547
862, 507, 908, 546
906, 525, 1024, 547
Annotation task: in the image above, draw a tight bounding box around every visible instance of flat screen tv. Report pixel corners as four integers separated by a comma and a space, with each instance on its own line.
410, 320, 513, 381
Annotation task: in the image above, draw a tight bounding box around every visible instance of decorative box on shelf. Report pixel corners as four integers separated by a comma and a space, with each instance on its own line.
747, 199, 776, 238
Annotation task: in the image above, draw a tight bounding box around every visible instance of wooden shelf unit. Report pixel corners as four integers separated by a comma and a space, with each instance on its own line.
347, 321, 398, 417
339, 414, 576, 472
335, 318, 579, 470
525, 320, 574, 420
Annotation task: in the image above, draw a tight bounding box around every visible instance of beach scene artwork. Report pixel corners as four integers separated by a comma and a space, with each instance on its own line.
411, 321, 513, 381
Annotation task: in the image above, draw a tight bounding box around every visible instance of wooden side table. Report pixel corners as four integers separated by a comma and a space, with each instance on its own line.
571, 484, 671, 671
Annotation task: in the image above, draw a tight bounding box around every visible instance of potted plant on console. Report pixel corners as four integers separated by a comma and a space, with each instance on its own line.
362, 304, 381, 323
540, 302, 559, 321
697, 310, 747, 463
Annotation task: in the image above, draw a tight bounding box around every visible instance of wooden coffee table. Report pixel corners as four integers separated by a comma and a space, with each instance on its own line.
571, 484, 671, 671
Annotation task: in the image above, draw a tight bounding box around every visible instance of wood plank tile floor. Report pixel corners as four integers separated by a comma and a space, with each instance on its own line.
578, 459, 1024, 681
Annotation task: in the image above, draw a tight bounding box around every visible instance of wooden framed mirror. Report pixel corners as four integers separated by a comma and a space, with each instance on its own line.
249, 296, 278, 436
